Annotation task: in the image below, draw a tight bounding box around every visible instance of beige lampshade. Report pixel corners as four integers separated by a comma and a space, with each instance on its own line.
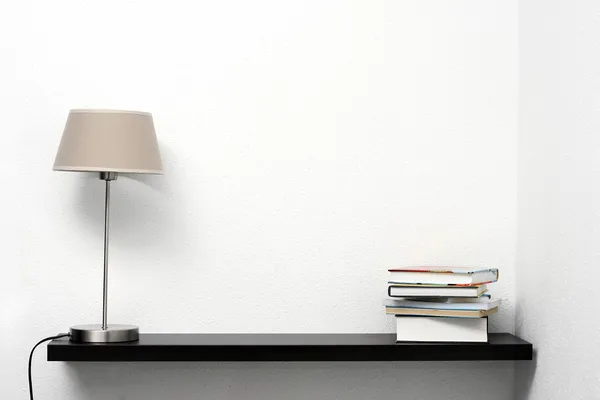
53, 109, 163, 174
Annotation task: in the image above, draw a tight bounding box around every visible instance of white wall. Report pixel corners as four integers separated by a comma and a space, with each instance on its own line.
0, 1, 518, 399
517, 0, 600, 398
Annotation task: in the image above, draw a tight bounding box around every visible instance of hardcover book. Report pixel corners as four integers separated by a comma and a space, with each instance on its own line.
384, 297, 500, 311
386, 306, 498, 318
388, 284, 487, 298
388, 266, 499, 286
395, 316, 488, 342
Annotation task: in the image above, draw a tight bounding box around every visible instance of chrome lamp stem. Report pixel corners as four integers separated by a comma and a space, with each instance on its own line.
99, 171, 117, 330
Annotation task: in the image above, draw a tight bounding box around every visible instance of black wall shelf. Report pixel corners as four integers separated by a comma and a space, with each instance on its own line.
47, 333, 532, 362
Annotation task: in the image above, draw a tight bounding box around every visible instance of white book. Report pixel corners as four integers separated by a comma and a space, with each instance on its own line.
396, 316, 488, 343
388, 267, 499, 285
388, 284, 487, 298
384, 297, 501, 311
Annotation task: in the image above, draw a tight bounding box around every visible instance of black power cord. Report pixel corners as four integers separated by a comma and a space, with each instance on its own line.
28, 333, 71, 400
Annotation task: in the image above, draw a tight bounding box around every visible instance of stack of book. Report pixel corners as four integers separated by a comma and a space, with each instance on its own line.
384, 267, 500, 343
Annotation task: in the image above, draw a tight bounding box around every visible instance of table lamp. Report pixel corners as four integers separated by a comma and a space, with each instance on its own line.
53, 109, 163, 343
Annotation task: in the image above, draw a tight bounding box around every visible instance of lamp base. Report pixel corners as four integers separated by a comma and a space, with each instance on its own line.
70, 324, 139, 343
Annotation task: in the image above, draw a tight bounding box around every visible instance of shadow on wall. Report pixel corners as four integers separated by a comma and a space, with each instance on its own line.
515, 349, 537, 400
71, 143, 201, 268
63, 361, 516, 400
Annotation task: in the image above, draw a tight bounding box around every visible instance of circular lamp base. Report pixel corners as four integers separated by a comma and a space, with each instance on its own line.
70, 324, 139, 343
